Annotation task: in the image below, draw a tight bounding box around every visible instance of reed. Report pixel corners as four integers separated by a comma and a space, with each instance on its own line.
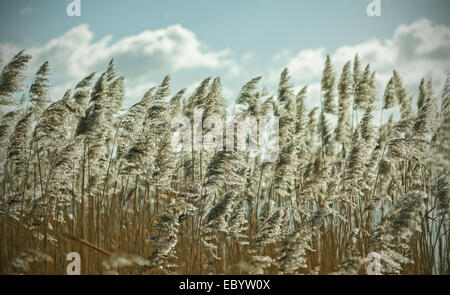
0, 51, 448, 275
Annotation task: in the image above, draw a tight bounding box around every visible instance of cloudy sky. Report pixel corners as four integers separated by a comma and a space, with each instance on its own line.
1, 0, 449, 115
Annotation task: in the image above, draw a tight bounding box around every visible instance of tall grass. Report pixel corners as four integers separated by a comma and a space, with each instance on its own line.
0, 50, 448, 275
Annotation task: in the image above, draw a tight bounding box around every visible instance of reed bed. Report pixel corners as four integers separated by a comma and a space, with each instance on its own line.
0, 51, 448, 274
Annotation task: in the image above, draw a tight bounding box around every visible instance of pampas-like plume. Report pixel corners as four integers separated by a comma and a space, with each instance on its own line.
203, 191, 236, 233
412, 94, 435, 139
294, 86, 310, 169
435, 172, 449, 219
143, 76, 171, 134
181, 78, 212, 180
149, 201, 194, 263
305, 107, 318, 157
122, 76, 172, 183
359, 144, 382, 198
260, 89, 274, 116
76, 73, 108, 135
432, 74, 450, 168
252, 207, 286, 248
148, 186, 199, 271
442, 74, 450, 117
120, 76, 177, 192
227, 198, 249, 245
277, 209, 326, 274
203, 77, 226, 120
387, 97, 435, 160
273, 69, 298, 200
204, 151, 247, 192
354, 64, 373, 111
249, 205, 291, 273
105, 59, 117, 82
77, 65, 124, 172
103, 58, 125, 110
29, 61, 51, 113
6, 112, 34, 177
335, 61, 352, 145
170, 88, 187, 117
372, 191, 426, 274
341, 128, 366, 202
321, 55, 337, 114
273, 142, 296, 199
352, 54, 361, 95
383, 77, 396, 109
116, 87, 155, 159
151, 134, 177, 187
369, 72, 377, 106
202, 191, 237, 262
0, 50, 32, 103
392, 70, 413, 119
73, 72, 95, 112
387, 138, 430, 160
417, 78, 428, 110
184, 77, 211, 120
277, 227, 314, 274
295, 86, 308, 135
278, 69, 294, 107
107, 76, 125, 114
198, 77, 227, 178
34, 90, 79, 155
359, 106, 376, 145
26, 135, 85, 225
258, 199, 275, 227
277, 68, 295, 144
236, 76, 262, 117
0, 110, 23, 164
318, 110, 333, 157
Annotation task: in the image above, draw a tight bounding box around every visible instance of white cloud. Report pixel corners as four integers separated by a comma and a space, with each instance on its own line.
272, 18, 450, 110
19, 6, 33, 16
1, 23, 239, 82
2, 18, 449, 118
241, 52, 254, 62
332, 18, 450, 91
0, 23, 241, 103
287, 48, 326, 83
273, 49, 290, 61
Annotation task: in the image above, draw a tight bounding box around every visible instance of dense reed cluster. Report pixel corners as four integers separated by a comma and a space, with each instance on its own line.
0, 50, 448, 274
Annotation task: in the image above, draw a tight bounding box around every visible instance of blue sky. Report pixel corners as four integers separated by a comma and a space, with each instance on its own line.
1, 0, 449, 114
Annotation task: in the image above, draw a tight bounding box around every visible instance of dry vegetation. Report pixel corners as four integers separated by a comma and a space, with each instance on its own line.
0, 50, 449, 275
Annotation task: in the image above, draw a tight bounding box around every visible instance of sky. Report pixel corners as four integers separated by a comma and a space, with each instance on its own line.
0, 0, 449, 117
